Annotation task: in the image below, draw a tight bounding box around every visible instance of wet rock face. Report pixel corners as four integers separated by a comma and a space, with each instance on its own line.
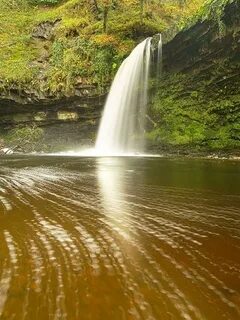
148, 0, 240, 154
0, 95, 106, 151
162, 1, 240, 74
32, 19, 61, 40
0, 83, 101, 105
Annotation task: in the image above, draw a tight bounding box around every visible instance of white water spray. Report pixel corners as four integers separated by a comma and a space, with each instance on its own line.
95, 38, 152, 155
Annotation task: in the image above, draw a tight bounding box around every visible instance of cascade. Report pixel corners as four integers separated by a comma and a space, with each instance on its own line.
95, 38, 152, 155
157, 34, 162, 80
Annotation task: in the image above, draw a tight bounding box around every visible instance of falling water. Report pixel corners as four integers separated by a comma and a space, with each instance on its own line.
95, 38, 152, 155
157, 34, 162, 80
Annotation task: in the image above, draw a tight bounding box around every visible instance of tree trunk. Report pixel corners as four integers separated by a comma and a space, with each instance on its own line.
91, 0, 101, 15
103, 6, 109, 32
140, 0, 144, 23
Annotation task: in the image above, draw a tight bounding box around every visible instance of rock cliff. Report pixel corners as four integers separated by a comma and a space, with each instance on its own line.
148, 0, 240, 155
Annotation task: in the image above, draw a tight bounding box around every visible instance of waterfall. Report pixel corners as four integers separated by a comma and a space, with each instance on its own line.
157, 34, 162, 80
95, 38, 152, 155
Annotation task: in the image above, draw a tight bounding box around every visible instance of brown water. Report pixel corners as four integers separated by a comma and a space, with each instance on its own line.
0, 156, 239, 320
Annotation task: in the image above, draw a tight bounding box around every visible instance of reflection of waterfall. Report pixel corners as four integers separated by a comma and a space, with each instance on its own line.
95, 38, 152, 155
97, 158, 133, 239
97, 157, 134, 239
97, 158, 126, 215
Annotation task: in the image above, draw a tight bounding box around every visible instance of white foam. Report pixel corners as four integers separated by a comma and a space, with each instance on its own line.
47, 148, 162, 158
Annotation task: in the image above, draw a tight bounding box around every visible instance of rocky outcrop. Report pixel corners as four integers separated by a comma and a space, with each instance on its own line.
148, 0, 240, 155
0, 78, 101, 105
32, 19, 61, 40
0, 94, 106, 151
162, 1, 240, 74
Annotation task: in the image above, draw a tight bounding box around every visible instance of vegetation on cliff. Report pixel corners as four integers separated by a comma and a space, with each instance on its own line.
0, 0, 205, 99
147, 0, 240, 154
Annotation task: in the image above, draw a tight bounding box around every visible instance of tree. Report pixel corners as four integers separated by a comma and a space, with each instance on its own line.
91, 0, 118, 32
140, 0, 144, 22
178, 0, 187, 7
139, 0, 150, 22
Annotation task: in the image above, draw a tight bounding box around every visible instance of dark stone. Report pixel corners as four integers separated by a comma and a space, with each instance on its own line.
161, 1, 240, 74
0, 94, 106, 150
32, 19, 61, 40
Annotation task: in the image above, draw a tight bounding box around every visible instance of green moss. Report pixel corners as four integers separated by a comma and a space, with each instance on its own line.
180, 0, 234, 33
0, 0, 206, 96
148, 59, 240, 152
3, 125, 44, 152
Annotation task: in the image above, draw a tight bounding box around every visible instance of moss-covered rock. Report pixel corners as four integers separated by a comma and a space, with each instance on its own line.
147, 0, 240, 155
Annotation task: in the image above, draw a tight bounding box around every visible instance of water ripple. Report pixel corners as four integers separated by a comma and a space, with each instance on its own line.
0, 158, 239, 320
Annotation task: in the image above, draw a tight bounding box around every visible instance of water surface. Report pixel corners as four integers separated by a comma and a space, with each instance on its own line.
0, 156, 239, 320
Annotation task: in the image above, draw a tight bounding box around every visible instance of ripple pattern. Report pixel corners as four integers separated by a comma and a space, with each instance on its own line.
0, 158, 239, 320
